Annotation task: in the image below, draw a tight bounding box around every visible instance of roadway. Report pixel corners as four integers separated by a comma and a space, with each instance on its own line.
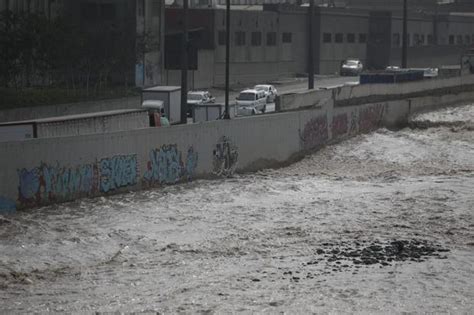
212, 75, 360, 106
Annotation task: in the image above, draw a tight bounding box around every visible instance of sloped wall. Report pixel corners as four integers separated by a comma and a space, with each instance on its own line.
1, 77, 474, 214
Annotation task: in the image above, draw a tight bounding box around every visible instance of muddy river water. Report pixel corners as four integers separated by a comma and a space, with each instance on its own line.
0, 104, 473, 313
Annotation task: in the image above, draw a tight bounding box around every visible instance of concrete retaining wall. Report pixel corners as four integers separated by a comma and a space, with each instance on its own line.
280, 75, 474, 111
1, 78, 474, 214
35, 110, 149, 139
0, 96, 141, 123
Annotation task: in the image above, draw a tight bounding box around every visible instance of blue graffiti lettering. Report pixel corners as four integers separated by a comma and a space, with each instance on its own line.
144, 145, 198, 185
185, 147, 198, 180
17, 163, 97, 207
18, 168, 40, 201
100, 155, 138, 193
0, 197, 16, 215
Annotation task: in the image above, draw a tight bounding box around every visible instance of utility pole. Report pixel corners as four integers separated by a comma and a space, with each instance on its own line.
308, 0, 315, 90
4, 0, 10, 88
223, 0, 231, 120
402, 0, 408, 68
180, 0, 189, 124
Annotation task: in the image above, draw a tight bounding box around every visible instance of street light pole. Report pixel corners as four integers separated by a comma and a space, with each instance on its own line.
224, 0, 231, 120
308, 0, 315, 90
180, 0, 189, 124
402, 0, 408, 68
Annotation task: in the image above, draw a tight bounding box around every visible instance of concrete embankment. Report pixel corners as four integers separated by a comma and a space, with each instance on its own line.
1, 75, 473, 213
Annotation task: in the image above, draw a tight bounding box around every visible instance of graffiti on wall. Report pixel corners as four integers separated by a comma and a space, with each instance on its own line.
143, 145, 198, 185
18, 163, 98, 206
213, 136, 238, 177
349, 110, 359, 135
331, 113, 349, 139
359, 104, 385, 133
0, 197, 16, 214
100, 155, 138, 193
185, 147, 199, 181
17, 154, 139, 207
300, 115, 328, 151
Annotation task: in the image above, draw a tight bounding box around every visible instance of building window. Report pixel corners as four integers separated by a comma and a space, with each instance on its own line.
413, 34, 420, 46
449, 35, 455, 45
323, 33, 332, 43
235, 31, 246, 46
359, 33, 367, 43
218, 30, 226, 46
392, 33, 400, 47
267, 32, 277, 46
427, 34, 434, 45
282, 32, 292, 43
347, 33, 355, 43
457, 35, 463, 45
251, 32, 262, 46
335, 33, 343, 43
465, 35, 471, 45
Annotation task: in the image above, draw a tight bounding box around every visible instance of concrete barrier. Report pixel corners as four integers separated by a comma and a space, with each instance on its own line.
1, 78, 474, 214
280, 75, 474, 111
0, 96, 141, 123
279, 89, 333, 111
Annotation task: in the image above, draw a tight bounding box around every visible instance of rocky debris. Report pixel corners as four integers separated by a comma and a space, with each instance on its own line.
276, 239, 450, 282
314, 239, 449, 268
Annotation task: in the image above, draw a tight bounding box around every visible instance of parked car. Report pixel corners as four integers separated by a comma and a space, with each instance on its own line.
340, 59, 363, 76
254, 84, 278, 103
187, 91, 215, 117
236, 89, 267, 115
386, 65, 401, 71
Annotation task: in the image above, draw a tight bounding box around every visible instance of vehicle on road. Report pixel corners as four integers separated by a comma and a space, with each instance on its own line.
386, 65, 401, 71
386, 66, 439, 78
340, 59, 363, 76
187, 91, 215, 117
236, 89, 267, 116
254, 84, 278, 103
141, 100, 170, 127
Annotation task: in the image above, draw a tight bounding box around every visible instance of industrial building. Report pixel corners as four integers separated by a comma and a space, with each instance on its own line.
164, 1, 474, 88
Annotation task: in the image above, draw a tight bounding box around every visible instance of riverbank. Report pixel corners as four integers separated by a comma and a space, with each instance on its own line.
1, 75, 474, 213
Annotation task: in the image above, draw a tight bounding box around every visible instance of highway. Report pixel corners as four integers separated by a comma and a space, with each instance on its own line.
212, 75, 359, 106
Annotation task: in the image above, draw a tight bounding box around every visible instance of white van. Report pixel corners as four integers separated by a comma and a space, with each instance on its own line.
236, 89, 267, 115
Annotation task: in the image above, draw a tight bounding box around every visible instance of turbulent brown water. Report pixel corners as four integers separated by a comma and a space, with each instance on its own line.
0, 104, 473, 313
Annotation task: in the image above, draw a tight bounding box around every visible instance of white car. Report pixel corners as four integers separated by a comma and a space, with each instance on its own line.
340, 59, 363, 76
187, 91, 215, 117
254, 84, 278, 103
236, 89, 267, 115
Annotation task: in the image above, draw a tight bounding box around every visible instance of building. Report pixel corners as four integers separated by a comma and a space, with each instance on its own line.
136, 0, 165, 87
163, 2, 474, 88
164, 5, 308, 88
